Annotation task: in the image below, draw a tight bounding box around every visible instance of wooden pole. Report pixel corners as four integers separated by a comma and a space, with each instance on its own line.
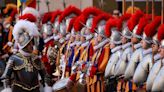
46, 0, 50, 12
37, 0, 40, 11
132, 0, 134, 14
146, 0, 149, 14
63, 0, 66, 9
152, 0, 155, 21
162, 0, 164, 24
122, 0, 126, 14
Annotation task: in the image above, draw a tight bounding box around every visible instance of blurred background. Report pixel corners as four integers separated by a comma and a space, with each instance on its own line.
0, 0, 162, 15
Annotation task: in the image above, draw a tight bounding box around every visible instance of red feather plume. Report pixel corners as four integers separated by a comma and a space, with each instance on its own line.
144, 16, 161, 37
136, 15, 151, 36
67, 17, 77, 32
127, 10, 144, 31
19, 13, 37, 22
157, 24, 164, 42
117, 13, 131, 31
42, 12, 52, 24
82, 7, 102, 17
81, 7, 102, 25
90, 13, 111, 33
105, 18, 119, 37
73, 15, 86, 32
58, 5, 81, 23
50, 10, 62, 23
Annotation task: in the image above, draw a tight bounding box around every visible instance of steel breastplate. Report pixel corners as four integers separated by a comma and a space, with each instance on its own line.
10, 53, 42, 90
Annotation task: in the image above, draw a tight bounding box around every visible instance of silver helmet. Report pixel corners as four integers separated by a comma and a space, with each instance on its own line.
42, 22, 53, 36
86, 18, 93, 29
53, 17, 60, 32
142, 32, 152, 44
122, 27, 132, 39
152, 33, 159, 45
59, 21, 67, 35
13, 20, 40, 49
110, 28, 122, 44
97, 20, 106, 36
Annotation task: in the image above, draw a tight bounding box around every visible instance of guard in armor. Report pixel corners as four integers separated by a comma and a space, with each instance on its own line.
104, 18, 123, 92
124, 10, 144, 92
151, 24, 164, 91
50, 10, 62, 41
89, 13, 111, 92
57, 5, 81, 78
1, 20, 51, 92
21, 6, 41, 55
114, 13, 132, 92
41, 12, 57, 77
133, 16, 161, 91
145, 16, 162, 91
78, 7, 103, 92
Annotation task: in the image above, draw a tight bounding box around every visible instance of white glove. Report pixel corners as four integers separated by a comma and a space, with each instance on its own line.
1, 88, 12, 92
44, 83, 52, 92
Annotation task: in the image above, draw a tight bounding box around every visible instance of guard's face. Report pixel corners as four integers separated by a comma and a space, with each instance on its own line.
70, 36, 75, 42
75, 34, 80, 41
97, 34, 103, 42
80, 36, 85, 42
121, 36, 127, 44
159, 47, 164, 59
131, 36, 138, 44
110, 43, 116, 49
43, 32, 49, 39
152, 44, 159, 54
141, 40, 148, 49
24, 41, 33, 53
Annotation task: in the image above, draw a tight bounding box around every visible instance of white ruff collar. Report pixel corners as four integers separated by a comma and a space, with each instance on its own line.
19, 49, 31, 56
54, 35, 59, 41
65, 34, 71, 41
154, 54, 161, 61
143, 48, 152, 56
70, 41, 77, 47
134, 43, 142, 49
81, 41, 89, 47
44, 36, 54, 43
86, 34, 93, 41
111, 45, 122, 53
122, 42, 132, 50
76, 41, 82, 46
59, 38, 65, 43
93, 39, 108, 50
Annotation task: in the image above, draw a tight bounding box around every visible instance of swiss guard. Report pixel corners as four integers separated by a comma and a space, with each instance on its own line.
124, 10, 144, 92
0, 20, 51, 92
146, 18, 161, 91
151, 23, 164, 92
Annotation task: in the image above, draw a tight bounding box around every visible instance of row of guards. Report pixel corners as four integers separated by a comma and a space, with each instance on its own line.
0, 0, 163, 92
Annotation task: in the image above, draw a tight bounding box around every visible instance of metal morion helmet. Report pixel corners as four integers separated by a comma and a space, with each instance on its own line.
51, 10, 62, 33
158, 24, 164, 48
105, 18, 121, 44
90, 13, 111, 37
12, 20, 40, 49
42, 12, 53, 36
58, 5, 81, 36
127, 10, 144, 38
143, 16, 161, 44
117, 13, 132, 39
